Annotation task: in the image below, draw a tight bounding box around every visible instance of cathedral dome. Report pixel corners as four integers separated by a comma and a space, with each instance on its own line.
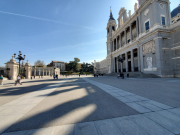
171, 4, 180, 18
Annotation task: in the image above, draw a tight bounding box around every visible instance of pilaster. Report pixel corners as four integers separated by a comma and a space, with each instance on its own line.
125, 52, 128, 72
130, 25, 132, 41
119, 34, 122, 48
124, 29, 127, 45
131, 50, 134, 72
154, 38, 163, 75
140, 46, 144, 72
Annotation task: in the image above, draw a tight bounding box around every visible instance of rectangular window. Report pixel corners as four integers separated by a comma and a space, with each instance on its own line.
162, 16, 165, 25
145, 21, 150, 31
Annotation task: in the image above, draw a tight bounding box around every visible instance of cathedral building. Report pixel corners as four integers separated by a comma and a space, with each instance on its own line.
94, 0, 180, 77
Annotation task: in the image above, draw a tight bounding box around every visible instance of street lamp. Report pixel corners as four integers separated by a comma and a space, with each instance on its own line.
118, 56, 124, 79
14, 51, 25, 75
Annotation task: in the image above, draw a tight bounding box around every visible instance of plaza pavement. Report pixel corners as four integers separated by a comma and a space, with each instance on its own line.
0, 75, 180, 135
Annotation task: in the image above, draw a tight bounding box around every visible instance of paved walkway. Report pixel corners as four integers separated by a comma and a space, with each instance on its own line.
0, 76, 180, 135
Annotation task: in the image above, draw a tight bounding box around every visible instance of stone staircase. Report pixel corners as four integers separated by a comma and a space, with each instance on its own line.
105, 72, 161, 78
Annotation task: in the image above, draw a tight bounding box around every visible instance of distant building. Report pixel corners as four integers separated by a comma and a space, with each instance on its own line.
47, 61, 65, 71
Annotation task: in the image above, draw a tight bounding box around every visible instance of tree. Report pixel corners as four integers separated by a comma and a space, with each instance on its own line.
74, 58, 80, 63
34, 60, 45, 67
67, 58, 80, 72
81, 62, 93, 73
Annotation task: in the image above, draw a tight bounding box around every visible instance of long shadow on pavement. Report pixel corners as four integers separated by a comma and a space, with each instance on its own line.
3, 78, 139, 134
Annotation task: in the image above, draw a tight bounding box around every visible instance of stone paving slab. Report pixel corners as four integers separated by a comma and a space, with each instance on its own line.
125, 95, 142, 102
129, 114, 174, 135
125, 103, 151, 113
112, 116, 149, 135
168, 108, 180, 116
145, 100, 173, 109
136, 101, 163, 111
74, 122, 98, 135
94, 119, 123, 135
144, 112, 180, 134
25, 127, 52, 135
157, 110, 180, 127
115, 96, 133, 103
50, 124, 74, 135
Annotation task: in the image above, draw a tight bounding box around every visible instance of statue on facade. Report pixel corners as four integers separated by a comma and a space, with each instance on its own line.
128, 10, 131, 17
134, 3, 138, 12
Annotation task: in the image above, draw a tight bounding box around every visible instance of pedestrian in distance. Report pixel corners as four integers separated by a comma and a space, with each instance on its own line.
34, 75, 35, 79
56, 74, 58, 79
79, 74, 80, 77
31, 76, 32, 80
15, 74, 22, 86
0, 75, 3, 85
54, 75, 56, 79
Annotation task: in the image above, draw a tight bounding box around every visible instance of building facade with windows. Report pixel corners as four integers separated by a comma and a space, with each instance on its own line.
47, 61, 65, 71
94, 0, 180, 77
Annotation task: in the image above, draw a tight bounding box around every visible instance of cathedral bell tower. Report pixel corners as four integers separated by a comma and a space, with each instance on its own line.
106, 9, 117, 74
106, 9, 117, 54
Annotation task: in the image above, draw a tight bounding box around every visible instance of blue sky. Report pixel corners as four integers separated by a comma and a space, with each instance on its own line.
0, 0, 178, 66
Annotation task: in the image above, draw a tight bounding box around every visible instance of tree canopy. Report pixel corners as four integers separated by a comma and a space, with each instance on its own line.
74, 57, 80, 63
34, 60, 45, 67
80, 62, 94, 73
67, 57, 80, 71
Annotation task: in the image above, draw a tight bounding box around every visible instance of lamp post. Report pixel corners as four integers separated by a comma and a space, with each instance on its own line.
118, 56, 124, 79
14, 51, 25, 75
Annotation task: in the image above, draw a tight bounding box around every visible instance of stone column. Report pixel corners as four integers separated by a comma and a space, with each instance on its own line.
168, 2, 171, 25
130, 25, 132, 41
140, 46, 144, 72
154, 38, 163, 75
137, 48, 141, 71
114, 58, 116, 72
34, 68, 36, 76
125, 52, 128, 72
25, 60, 31, 79
131, 50, 134, 72
120, 54, 123, 73
49, 70, 50, 76
138, 14, 141, 34
116, 37, 118, 50
43, 69, 44, 76
117, 56, 119, 73
46, 70, 47, 76
119, 34, 122, 48
39, 69, 40, 75
136, 18, 139, 37
124, 29, 127, 45
112, 40, 114, 52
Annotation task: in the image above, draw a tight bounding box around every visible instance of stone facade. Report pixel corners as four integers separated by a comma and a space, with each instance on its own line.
31, 66, 60, 77
47, 61, 65, 71
94, 0, 180, 77
4, 57, 60, 80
